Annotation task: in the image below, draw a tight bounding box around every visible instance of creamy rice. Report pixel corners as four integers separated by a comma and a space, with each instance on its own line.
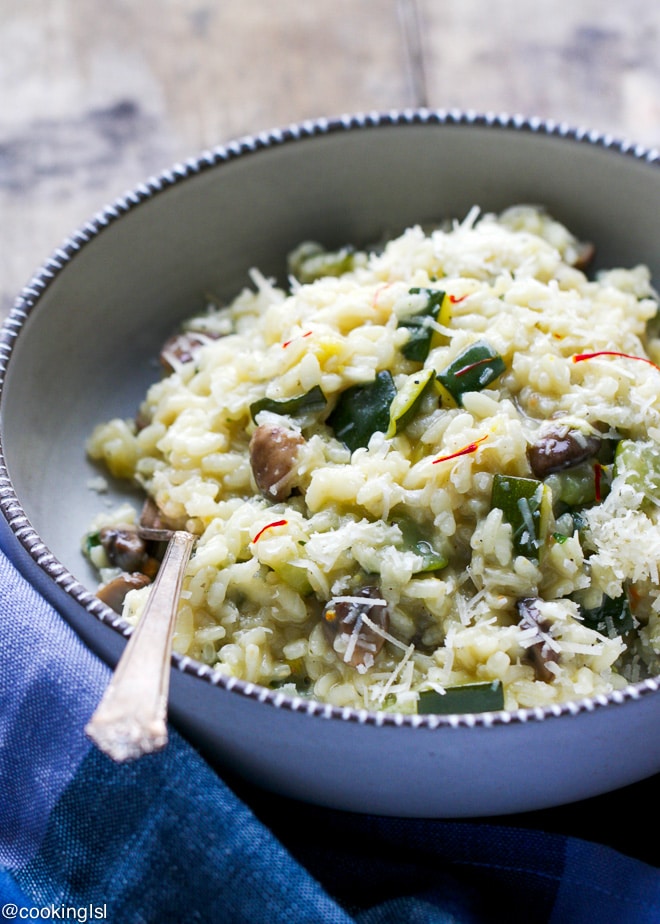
85, 205, 660, 714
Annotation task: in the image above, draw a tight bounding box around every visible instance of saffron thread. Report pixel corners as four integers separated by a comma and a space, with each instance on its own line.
282, 331, 312, 349
433, 434, 488, 465
572, 350, 660, 372
253, 519, 288, 542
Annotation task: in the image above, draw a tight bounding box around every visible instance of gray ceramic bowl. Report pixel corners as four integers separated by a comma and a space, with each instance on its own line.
1, 110, 659, 817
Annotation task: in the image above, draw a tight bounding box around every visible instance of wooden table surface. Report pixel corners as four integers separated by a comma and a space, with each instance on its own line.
1, 0, 659, 318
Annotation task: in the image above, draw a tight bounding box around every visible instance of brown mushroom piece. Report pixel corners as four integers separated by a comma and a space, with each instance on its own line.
322, 586, 390, 671
139, 497, 184, 537
516, 597, 560, 683
96, 572, 152, 614
98, 526, 149, 573
160, 329, 221, 374
249, 423, 305, 502
527, 425, 601, 479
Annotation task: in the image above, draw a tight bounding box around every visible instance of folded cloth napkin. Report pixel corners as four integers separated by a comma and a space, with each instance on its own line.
1, 547, 658, 924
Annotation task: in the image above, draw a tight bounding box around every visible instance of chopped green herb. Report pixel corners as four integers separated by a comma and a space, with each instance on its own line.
491, 474, 550, 560
436, 340, 506, 406
328, 370, 397, 453
85, 532, 102, 555
398, 287, 448, 362
418, 680, 504, 715
250, 385, 326, 423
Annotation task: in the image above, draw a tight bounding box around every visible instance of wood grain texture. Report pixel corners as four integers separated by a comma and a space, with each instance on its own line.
420, 0, 660, 143
1, 0, 658, 317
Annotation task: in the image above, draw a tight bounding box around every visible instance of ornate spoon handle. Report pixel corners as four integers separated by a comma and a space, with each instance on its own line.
85, 530, 195, 762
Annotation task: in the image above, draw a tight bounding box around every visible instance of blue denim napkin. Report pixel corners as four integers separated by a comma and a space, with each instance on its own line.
1, 548, 658, 924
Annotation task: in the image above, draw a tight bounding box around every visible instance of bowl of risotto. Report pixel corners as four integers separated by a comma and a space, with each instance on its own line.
1, 111, 659, 816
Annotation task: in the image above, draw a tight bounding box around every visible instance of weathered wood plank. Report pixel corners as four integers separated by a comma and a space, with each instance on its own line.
419, 0, 660, 146
0, 0, 409, 314
1, 0, 659, 318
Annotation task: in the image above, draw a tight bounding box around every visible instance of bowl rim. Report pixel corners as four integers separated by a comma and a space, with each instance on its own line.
1, 107, 659, 731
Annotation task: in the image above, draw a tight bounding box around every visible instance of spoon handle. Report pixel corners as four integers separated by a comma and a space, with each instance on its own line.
85, 530, 195, 762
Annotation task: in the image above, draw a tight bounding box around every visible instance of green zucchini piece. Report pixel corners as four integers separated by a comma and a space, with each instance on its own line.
386, 368, 437, 438
580, 592, 634, 639
270, 662, 312, 694
250, 385, 327, 423
328, 370, 397, 453
614, 439, 660, 506
418, 680, 504, 715
288, 241, 356, 284
395, 517, 448, 572
398, 287, 448, 362
545, 461, 611, 510
436, 340, 506, 406
271, 561, 314, 596
491, 474, 551, 560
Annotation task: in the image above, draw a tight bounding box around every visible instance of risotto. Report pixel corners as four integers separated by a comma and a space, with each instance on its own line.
85, 205, 660, 714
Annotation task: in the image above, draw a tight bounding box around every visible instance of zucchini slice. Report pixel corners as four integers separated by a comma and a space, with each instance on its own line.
436, 340, 505, 407
386, 368, 437, 438
250, 385, 327, 422
398, 287, 449, 362
491, 474, 551, 560
328, 371, 397, 452
418, 680, 504, 715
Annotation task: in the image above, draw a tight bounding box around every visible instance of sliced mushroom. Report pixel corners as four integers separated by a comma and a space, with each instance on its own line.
98, 526, 148, 573
528, 425, 601, 479
138, 497, 184, 538
322, 586, 389, 671
160, 330, 221, 374
96, 572, 152, 614
516, 597, 559, 683
249, 424, 305, 502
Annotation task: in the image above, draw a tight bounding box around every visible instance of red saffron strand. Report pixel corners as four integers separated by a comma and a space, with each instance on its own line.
373, 282, 394, 308
572, 350, 660, 371
594, 463, 602, 504
253, 519, 288, 542
454, 356, 494, 378
282, 331, 312, 349
449, 294, 468, 304
432, 434, 488, 465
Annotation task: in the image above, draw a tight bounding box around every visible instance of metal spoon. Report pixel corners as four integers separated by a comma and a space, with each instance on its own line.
85, 502, 195, 762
